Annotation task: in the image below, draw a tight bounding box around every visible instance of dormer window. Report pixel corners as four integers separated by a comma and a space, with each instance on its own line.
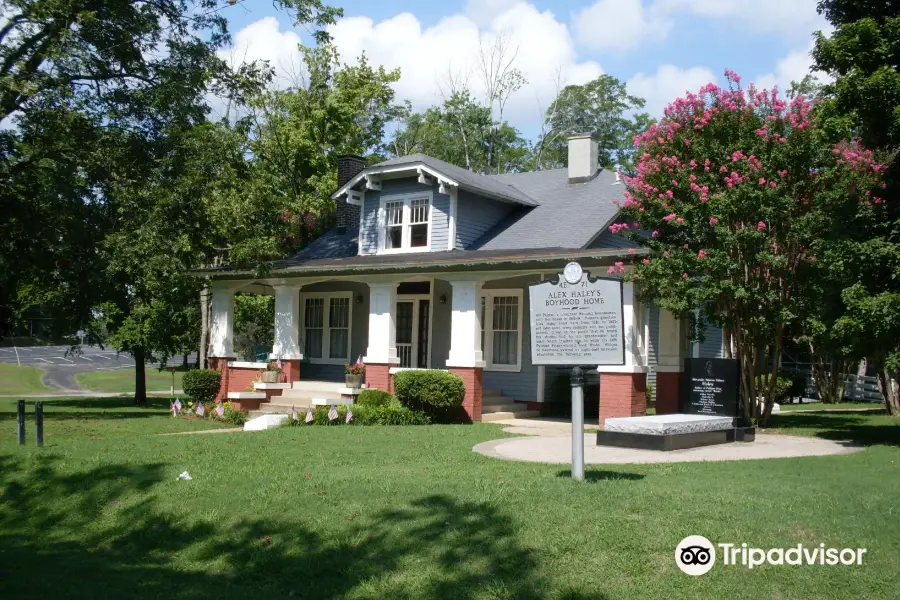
379, 193, 432, 253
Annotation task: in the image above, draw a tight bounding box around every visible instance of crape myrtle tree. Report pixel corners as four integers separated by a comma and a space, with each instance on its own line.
612, 71, 885, 424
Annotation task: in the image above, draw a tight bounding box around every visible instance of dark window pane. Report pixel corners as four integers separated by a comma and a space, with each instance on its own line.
410, 223, 428, 247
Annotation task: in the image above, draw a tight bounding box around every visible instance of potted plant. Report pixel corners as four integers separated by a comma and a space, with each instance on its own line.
345, 359, 365, 388
262, 360, 282, 383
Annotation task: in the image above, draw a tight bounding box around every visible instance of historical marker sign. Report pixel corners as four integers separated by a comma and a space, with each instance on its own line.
682, 358, 739, 417
528, 264, 625, 366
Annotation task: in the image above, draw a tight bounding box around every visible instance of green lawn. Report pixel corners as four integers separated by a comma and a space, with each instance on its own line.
0, 362, 51, 395
0, 398, 898, 599
75, 368, 185, 393
778, 401, 883, 412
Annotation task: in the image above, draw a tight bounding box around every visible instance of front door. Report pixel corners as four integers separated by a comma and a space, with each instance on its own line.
396, 299, 430, 368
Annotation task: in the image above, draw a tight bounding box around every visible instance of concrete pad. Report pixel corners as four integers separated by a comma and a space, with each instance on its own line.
604, 414, 734, 435
473, 433, 863, 465
243, 414, 288, 432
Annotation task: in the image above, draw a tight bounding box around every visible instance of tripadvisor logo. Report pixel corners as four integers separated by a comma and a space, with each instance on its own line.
675, 536, 868, 575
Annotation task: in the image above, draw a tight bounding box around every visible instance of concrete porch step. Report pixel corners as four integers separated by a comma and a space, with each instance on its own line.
483, 395, 516, 407
483, 402, 532, 413
291, 380, 347, 394
482, 410, 541, 422
280, 389, 344, 402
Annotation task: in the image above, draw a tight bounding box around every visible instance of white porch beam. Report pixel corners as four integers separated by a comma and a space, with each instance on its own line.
447, 280, 485, 368
270, 284, 303, 360
597, 281, 647, 373
363, 283, 399, 364
208, 287, 237, 358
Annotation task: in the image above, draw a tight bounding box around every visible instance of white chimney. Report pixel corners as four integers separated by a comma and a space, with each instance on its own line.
568, 133, 599, 183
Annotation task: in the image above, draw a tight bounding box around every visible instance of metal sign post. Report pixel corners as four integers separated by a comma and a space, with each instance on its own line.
17, 400, 25, 445
35, 402, 44, 447
570, 367, 585, 481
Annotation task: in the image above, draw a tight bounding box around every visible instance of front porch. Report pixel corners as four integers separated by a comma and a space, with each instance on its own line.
204, 252, 691, 422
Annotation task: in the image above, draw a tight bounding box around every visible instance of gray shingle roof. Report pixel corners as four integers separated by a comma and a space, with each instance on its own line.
367, 154, 539, 207
472, 168, 623, 251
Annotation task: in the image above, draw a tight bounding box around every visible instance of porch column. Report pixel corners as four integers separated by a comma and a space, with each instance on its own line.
446, 280, 485, 422
656, 309, 691, 414
363, 283, 398, 393
597, 280, 648, 423
207, 286, 237, 402
270, 283, 303, 383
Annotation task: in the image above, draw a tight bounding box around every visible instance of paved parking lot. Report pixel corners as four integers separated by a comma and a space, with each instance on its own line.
0, 345, 195, 393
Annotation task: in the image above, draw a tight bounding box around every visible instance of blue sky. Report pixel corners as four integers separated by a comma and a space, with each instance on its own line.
220, 0, 829, 139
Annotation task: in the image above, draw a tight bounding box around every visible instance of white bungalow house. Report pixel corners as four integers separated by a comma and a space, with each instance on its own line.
201, 135, 727, 422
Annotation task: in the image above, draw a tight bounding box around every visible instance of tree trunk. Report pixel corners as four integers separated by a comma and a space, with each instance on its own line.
199, 285, 210, 369
134, 346, 147, 406
182, 353, 188, 368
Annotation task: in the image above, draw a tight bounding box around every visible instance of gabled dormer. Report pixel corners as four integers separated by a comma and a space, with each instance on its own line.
331, 154, 539, 256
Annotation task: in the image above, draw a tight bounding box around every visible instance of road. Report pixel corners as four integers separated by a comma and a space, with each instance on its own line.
0, 345, 195, 393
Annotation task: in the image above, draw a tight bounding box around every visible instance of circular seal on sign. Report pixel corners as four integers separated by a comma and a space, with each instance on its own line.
563, 262, 583, 285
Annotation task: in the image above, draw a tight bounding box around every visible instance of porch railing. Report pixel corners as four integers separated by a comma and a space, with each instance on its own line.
398, 344, 413, 368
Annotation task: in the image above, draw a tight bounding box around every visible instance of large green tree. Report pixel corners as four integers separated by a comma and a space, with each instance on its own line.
0, 0, 340, 403
534, 74, 650, 171
811, 0, 900, 413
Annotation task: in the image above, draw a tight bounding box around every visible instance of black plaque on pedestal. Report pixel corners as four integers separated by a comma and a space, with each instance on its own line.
681, 358, 739, 418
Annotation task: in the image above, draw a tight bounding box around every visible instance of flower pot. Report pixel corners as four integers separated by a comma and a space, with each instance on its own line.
345, 373, 362, 388
262, 370, 280, 384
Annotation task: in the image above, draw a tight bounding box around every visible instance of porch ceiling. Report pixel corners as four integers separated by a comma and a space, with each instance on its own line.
199, 246, 650, 281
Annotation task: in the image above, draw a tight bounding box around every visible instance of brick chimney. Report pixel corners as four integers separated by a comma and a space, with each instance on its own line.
336, 155, 366, 234
567, 133, 599, 184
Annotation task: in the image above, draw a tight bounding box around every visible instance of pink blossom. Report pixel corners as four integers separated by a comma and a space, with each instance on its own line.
663, 251, 670, 258
759, 178, 766, 185
682, 273, 688, 279
607, 267, 616, 274
683, 244, 689, 249
651, 230, 660, 238
705, 159, 711, 172
676, 217, 684, 224
642, 258, 650, 265
663, 213, 677, 222
672, 180, 679, 186
697, 250, 707, 260
778, 169, 788, 177
769, 181, 777, 188
757, 221, 767, 231
628, 248, 636, 254
709, 217, 719, 225
690, 160, 698, 169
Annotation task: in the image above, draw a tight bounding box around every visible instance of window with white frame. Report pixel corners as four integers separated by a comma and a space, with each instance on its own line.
302, 293, 352, 363
480, 290, 523, 371
380, 194, 431, 252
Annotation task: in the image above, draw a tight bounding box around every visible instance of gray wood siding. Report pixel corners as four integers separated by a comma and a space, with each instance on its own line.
588, 229, 640, 249
698, 325, 724, 358
481, 274, 542, 401
359, 178, 449, 255
455, 189, 514, 249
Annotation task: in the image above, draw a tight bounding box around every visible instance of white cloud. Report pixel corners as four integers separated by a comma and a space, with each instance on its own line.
217, 17, 305, 88
653, 0, 828, 38
754, 42, 829, 93
327, 3, 603, 129
626, 64, 718, 117
464, 0, 521, 26
573, 0, 672, 52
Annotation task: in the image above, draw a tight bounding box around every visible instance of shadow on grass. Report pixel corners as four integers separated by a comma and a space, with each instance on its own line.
555, 469, 644, 482
766, 411, 900, 447
0, 453, 612, 600
37, 396, 174, 410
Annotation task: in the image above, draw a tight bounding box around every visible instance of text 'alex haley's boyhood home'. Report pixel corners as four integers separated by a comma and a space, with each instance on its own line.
201, 135, 728, 422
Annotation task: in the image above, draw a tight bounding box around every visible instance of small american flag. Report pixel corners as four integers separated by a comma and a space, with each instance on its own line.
328, 405, 338, 421
305, 408, 314, 423
174, 399, 182, 412
216, 403, 224, 418
291, 405, 298, 421
170, 401, 177, 417
196, 402, 205, 417
345, 406, 353, 424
